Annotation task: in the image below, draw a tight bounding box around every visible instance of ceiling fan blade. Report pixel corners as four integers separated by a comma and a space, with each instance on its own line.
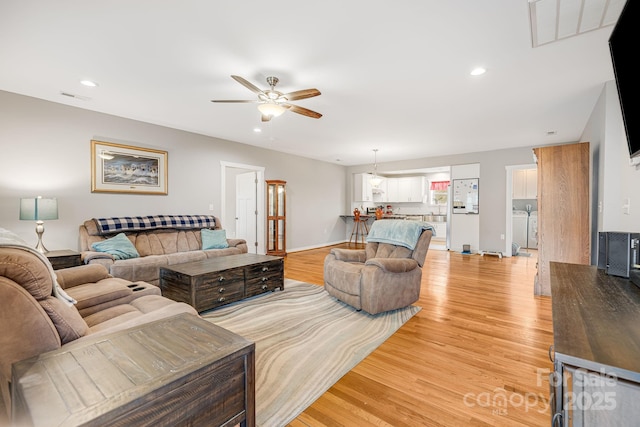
231, 75, 263, 95
283, 104, 322, 119
211, 99, 258, 103
283, 88, 321, 101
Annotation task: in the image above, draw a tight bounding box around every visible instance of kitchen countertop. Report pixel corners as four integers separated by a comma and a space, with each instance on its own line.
340, 214, 420, 220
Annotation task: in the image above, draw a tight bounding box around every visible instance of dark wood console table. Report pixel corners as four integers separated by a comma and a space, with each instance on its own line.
11, 314, 255, 427
550, 262, 640, 426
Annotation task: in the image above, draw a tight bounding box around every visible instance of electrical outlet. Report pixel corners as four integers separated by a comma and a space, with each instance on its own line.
623, 198, 630, 215
208, 204, 214, 211
500, 234, 505, 240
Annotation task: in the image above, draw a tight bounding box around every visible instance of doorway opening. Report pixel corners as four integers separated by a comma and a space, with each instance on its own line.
505, 163, 537, 258
220, 161, 265, 254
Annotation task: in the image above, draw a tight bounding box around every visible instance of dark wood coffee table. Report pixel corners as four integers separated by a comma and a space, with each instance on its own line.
159, 254, 284, 313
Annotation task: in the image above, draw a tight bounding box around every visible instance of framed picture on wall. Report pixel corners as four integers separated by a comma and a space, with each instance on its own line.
91, 140, 168, 195
452, 178, 479, 214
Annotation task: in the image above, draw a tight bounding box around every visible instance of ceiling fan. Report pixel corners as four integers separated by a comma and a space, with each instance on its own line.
211, 75, 322, 122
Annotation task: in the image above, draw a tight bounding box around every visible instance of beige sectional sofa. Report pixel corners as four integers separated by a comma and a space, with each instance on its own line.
79, 215, 248, 285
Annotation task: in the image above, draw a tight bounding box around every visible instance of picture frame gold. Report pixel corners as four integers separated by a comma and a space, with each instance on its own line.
91, 140, 168, 195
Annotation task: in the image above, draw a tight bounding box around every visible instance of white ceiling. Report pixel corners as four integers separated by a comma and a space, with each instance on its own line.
0, 0, 625, 166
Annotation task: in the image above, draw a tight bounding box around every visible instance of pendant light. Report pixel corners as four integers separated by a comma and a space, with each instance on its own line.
370, 149, 383, 188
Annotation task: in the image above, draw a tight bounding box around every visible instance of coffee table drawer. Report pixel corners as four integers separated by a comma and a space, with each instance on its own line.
160, 268, 244, 312
245, 260, 284, 297
199, 276, 244, 310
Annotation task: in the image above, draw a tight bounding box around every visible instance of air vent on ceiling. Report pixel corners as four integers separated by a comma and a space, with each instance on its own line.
60, 92, 91, 101
529, 0, 625, 47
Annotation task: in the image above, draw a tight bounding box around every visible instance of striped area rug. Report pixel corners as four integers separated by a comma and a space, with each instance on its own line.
202, 279, 421, 427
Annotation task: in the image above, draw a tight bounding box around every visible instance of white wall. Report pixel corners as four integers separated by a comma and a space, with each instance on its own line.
5, 81, 635, 258
0, 90, 346, 252
582, 80, 640, 262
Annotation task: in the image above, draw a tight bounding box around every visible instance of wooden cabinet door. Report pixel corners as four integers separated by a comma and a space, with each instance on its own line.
266, 180, 286, 256
534, 142, 590, 295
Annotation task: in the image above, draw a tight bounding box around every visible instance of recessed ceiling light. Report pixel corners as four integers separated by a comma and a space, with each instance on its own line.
470, 67, 486, 76
80, 80, 98, 87
253, 128, 262, 133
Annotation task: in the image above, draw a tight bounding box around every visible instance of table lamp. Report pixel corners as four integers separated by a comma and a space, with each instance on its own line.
19, 196, 58, 253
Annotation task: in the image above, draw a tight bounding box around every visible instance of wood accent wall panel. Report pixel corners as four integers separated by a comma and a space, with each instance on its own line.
534, 142, 590, 296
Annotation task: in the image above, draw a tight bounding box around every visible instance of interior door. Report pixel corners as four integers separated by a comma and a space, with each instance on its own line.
235, 171, 257, 253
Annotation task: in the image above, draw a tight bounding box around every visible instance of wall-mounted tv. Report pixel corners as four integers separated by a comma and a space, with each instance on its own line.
609, 0, 638, 160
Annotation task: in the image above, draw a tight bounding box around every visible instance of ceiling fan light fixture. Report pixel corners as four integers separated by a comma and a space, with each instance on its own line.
258, 102, 286, 117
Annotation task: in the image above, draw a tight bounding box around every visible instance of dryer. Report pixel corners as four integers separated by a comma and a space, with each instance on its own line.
512, 210, 528, 249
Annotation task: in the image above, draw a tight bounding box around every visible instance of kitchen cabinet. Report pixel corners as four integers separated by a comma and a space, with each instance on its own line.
353, 173, 373, 202
432, 222, 446, 239
386, 176, 424, 203
372, 178, 387, 203
512, 168, 537, 199
534, 142, 589, 296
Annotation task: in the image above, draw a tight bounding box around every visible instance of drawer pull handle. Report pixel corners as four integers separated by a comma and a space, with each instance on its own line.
262, 266, 269, 272
262, 277, 268, 282
218, 276, 224, 282
548, 345, 554, 363
218, 287, 225, 293
261, 284, 268, 290
218, 297, 226, 302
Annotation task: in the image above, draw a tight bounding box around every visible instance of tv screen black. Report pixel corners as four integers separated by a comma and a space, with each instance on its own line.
609, 0, 638, 159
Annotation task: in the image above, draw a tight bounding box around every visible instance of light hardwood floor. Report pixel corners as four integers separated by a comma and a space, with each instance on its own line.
284, 244, 552, 427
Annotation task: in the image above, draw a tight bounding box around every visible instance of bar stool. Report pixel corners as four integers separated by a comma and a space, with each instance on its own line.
349, 209, 369, 246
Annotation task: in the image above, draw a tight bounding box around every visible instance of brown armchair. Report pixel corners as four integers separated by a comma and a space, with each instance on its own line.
323, 220, 433, 314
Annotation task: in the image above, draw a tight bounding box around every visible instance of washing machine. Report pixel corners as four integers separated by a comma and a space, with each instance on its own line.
512, 210, 528, 249
528, 211, 538, 249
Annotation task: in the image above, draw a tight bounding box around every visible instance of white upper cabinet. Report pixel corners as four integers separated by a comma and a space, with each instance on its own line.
355, 174, 426, 203
372, 178, 387, 203
513, 169, 537, 199
353, 173, 373, 201
386, 176, 425, 203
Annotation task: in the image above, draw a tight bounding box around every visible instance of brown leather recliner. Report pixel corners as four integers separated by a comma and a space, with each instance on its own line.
323, 220, 433, 315
0, 231, 198, 418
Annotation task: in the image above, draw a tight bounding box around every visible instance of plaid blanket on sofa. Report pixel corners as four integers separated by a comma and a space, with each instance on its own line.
93, 215, 217, 235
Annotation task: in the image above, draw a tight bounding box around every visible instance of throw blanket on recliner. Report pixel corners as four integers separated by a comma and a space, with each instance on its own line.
93, 214, 217, 235
366, 219, 435, 250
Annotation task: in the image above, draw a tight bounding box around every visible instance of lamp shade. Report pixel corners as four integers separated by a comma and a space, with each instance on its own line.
20, 197, 58, 221
258, 102, 286, 117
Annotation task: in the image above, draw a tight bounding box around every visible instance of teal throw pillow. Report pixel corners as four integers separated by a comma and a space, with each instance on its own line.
201, 228, 229, 250
91, 233, 140, 260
